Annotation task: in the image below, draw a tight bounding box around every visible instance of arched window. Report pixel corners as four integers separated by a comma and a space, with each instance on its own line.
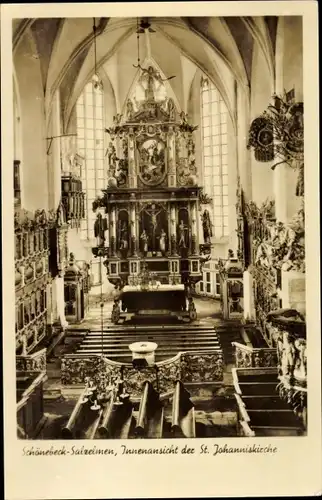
201, 77, 229, 238
76, 82, 105, 240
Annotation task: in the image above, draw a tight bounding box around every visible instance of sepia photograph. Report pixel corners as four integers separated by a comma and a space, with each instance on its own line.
2, 2, 321, 499
12, 13, 308, 441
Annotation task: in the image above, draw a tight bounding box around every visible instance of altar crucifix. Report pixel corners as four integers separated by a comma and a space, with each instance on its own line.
141, 203, 164, 254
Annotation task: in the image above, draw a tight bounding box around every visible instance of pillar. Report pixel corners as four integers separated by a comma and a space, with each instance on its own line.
243, 270, 255, 322
191, 201, 197, 255
170, 203, 177, 255
104, 211, 109, 249
55, 276, 68, 328
130, 201, 137, 256
236, 84, 252, 201
110, 205, 116, 256
49, 89, 63, 212
167, 128, 176, 187
128, 134, 137, 189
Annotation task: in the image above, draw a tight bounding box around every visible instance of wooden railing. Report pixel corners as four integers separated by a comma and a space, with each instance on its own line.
61, 348, 224, 398
16, 348, 47, 373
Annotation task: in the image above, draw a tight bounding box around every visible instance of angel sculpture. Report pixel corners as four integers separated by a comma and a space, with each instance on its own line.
138, 66, 175, 101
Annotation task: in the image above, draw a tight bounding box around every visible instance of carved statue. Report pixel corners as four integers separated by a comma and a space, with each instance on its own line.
281, 331, 296, 378
119, 222, 129, 253
180, 111, 188, 124
143, 204, 164, 252
201, 209, 212, 243
113, 114, 123, 126
126, 99, 134, 120
115, 159, 128, 187
107, 142, 118, 176
167, 98, 176, 121
111, 299, 120, 324
140, 230, 149, 256
294, 338, 307, 381
178, 220, 187, 248
139, 66, 166, 101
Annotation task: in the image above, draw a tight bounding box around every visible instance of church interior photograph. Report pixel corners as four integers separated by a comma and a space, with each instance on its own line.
13, 15, 306, 440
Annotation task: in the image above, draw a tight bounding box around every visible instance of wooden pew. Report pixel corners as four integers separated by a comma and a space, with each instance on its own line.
97, 392, 133, 439
134, 382, 164, 438
96, 392, 116, 438
171, 381, 195, 438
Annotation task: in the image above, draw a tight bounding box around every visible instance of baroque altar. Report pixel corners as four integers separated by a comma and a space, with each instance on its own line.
92, 66, 202, 289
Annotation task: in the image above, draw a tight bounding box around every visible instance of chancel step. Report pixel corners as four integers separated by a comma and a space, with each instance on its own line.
74, 325, 222, 362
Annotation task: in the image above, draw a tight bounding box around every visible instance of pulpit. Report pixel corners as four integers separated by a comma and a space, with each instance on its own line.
219, 258, 244, 319
64, 253, 91, 323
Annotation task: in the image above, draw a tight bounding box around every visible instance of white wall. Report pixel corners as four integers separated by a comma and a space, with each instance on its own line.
14, 30, 49, 212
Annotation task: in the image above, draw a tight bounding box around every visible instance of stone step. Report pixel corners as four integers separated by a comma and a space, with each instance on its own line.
238, 382, 278, 396
67, 325, 220, 333
248, 409, 300, 427
252, 426, 303, 437
83, 332, 220, 340
237, 373, 278, 383
43, 389, 62, 400
82, 331, 222, 339
79, 340, 220, 349
242, 396, 290, 410
76, 346, 221, 358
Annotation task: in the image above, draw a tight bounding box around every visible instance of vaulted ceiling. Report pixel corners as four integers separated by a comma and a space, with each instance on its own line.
13, 16, 277, 128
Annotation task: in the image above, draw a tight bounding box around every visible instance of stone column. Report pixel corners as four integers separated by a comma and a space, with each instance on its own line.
128, 133, 137, 189
167, 128, 176, 188
191, 201, 197, 255
170, 203, 177, 255
273, 162, 288, 224
130, 199, 137, 256
55, 275, 68, 328
104, 211, 109, 249
243, 269, 255, 322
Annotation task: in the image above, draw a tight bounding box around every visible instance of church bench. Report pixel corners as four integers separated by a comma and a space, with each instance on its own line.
171, 381, 196, 438
134, 381, 164, 438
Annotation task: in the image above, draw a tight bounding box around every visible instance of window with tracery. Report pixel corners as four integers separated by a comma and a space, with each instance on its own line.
201, 77, 229, 238
76, 82, 105, 239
